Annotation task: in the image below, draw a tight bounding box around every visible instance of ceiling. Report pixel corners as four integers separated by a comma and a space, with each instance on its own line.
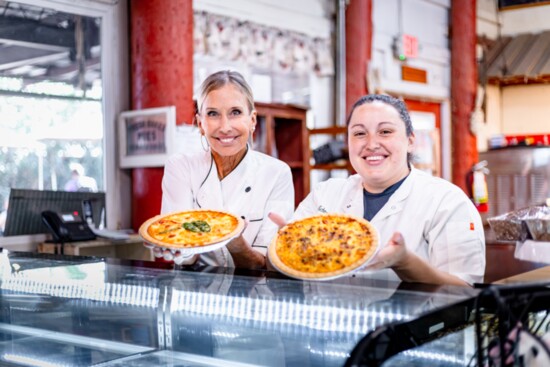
0, 1, 101, 96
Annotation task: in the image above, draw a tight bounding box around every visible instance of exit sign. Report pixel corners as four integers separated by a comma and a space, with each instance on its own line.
394, 34, 419, 61
402, 34, 418, 59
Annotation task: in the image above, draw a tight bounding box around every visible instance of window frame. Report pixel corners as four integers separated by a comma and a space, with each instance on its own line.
0, 0, 130, 248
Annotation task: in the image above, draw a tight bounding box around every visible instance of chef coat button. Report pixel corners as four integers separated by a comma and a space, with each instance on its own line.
245, 186, 251, 193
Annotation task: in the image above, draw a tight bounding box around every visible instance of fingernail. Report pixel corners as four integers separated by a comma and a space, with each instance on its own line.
163, 249, 173, 261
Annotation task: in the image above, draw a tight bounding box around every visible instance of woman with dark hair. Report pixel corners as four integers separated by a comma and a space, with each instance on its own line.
272, 94, 485, 286
159, 70, 294, 268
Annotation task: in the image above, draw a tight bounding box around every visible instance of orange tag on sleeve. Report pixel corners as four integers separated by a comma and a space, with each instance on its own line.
470, 222, 475, 231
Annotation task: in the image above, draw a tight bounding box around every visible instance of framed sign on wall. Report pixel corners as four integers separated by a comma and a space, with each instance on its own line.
118, 106, 176, 168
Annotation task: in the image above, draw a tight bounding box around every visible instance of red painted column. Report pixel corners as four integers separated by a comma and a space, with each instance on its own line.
451, 0, 478, 193
130, 0, 194, 230
345, 0, 372, 116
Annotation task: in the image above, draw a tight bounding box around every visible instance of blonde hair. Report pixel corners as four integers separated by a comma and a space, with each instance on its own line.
196, 70, 255, 114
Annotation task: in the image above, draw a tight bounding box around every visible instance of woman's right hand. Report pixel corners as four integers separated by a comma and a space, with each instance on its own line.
363, 232, 408, 271
144, 242, 198, 265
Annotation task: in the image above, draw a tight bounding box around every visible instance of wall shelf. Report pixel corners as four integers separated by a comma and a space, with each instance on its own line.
255, 102, 309, 207
311, 162, 352, 170
308, 125, 353, 174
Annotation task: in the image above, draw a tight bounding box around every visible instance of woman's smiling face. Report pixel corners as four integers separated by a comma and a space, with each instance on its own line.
197, 83, 256, 157
348, 101, 415, 193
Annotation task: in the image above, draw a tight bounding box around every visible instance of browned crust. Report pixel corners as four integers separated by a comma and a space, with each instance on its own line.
139, 209, 245, 250
268, 213, 379, 280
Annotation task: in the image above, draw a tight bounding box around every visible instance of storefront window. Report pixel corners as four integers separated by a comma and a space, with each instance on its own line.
0, 2, 103, 237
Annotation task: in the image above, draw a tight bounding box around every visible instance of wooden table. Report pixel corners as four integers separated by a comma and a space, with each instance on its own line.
494, 265, 550, 284
484, 242, 548, 283
38, 234, 153, 262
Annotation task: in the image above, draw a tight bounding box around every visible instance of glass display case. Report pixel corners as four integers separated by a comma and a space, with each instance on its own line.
348, 282, 550, 367
0, 251, 480, 366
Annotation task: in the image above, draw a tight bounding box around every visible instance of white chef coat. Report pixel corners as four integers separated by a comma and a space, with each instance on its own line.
294, 168, 486, 285
161, 148, 295, 267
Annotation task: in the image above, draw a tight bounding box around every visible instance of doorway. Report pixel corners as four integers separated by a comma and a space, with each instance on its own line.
404, 99, 442, 177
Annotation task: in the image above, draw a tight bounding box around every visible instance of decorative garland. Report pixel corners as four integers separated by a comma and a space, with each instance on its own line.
194, 11, 334, 76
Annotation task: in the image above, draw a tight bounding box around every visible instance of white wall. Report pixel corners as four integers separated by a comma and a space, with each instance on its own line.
501, 85, 550, 134
194, 0, 333, 38
194, 0, 335, 127
370, 0, 450, 100
500, 4, 550, 35
480, 84, 550, 152
477, 0, 499, 39
476, 1, 550, 38
477, 84, 501, 152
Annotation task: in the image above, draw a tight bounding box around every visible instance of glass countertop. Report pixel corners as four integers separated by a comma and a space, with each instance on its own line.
0, 251, 479, 366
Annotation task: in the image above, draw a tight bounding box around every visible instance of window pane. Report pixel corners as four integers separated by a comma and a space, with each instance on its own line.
0, 3, 102, 236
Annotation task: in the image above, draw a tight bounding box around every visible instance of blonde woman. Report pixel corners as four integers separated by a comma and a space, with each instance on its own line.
160, 70, 294, 268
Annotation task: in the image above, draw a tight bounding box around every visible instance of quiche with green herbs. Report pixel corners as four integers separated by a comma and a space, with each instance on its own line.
139, 209, 244, 249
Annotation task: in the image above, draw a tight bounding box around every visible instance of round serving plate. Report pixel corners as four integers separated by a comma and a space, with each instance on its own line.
267, 213, 380, 281
139, 209, 245, 260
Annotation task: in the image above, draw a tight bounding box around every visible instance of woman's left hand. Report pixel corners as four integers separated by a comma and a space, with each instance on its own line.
225, 220, 266, 269
226, 234, 248, 253
226, 218, 248, 253
364, 232, 408, 270
364, 232, 468, 285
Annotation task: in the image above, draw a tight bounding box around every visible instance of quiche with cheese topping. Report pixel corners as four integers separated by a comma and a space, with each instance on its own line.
268, 214, 379, 280
139, 209, 244, 249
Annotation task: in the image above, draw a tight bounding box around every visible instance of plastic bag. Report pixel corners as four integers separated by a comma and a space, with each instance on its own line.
488, 205, 550, 242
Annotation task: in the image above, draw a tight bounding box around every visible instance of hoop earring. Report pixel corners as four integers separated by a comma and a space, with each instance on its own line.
200, 134, 210, 151
249, 129, 255, 149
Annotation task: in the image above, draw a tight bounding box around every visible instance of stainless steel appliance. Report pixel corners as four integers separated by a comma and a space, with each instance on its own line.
479, 147, 550, 220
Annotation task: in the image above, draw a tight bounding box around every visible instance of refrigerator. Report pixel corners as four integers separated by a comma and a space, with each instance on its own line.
479, 146, 550, 220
